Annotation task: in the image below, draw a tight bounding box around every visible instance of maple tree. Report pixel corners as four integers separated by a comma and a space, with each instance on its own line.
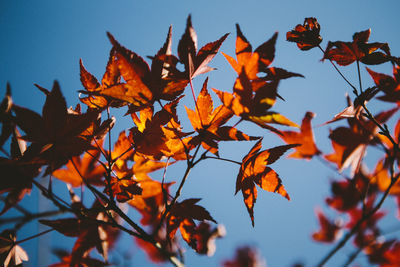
1, 14, 400, 267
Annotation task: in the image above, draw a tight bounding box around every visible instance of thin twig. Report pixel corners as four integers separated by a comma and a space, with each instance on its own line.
318, 45, 358, 93
342, 246, 363, 267
32, 180, 71, 211
0, 210, 64, 225
356, 60, 363, 94
15, 229, 54, 245
202, 155, 241, 165
0, 196, 31, 216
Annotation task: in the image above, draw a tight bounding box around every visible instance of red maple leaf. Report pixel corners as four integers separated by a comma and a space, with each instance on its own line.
178, 15, 229, 79
52, 139, 106, 187
13, 81, 100, 173
312, 208, 342, 243
286, 17, 322, 51
323, 29, 390, 66
367, 65, 400, 104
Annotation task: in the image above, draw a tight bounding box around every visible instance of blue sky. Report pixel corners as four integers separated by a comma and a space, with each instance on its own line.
1, 1, 400, 266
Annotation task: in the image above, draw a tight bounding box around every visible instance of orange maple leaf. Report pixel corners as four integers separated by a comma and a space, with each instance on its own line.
214, 71, 298, 134
109, 175, 142, 202
222, 24, 302, 81
186, 78, 258, 155
129, 180, 172, 226
52, 139, 106, 187
130, 98, 192, 160
279, 112, 320, 159
371, 159, 400, 195
236, 139, 298, 226
79, 49, 124, 109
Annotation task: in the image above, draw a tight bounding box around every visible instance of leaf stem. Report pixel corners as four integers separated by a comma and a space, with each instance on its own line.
342, 246, 363, 267
318, 45, 358, 94
0, 210, 64, 226
156, 145, 201, 233
15, 229, 53, 245
356, 60, 363, 94
203, 155, 241, 165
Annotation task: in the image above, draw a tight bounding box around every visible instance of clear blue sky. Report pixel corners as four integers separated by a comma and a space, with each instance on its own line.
1, 1, 400, 266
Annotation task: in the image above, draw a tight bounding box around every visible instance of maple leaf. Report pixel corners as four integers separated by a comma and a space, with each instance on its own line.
222, 246, 266, 267
312, 208, 342, 243
223, 24, 302, 81
40, 201, 119, 265
186, 78, 258, 155
130, 97, 193, 160
81, 29, 189, 111
13, 81, 100, 173
111, 130, 169, 181
326, 170, 374, 212
79, 49, 124, 109
279, 112, 320, 159
130, 180, 178, 263
371, 160, 400, 195
367, 65, 400, 104
167, 198, 216, 249
214, 71, 298, 134
286, 17, 323, 51
109, 130, 150, 181
349, 195, 384, 231
235, 139, 298, 226
107, 31, 189, 107
0, 134, 39, 215
178, 15, 229, 79
323, 29, 390, 66
323, 93, 372, 124
52, 139, 106, 187
0, 230, 29, 267
109, 175, 142, 202
129, 180, 174, 226
131, 153, 170, 181
188, 222, 225, 256
381, 241, 400, 267
324, 107, 398, 174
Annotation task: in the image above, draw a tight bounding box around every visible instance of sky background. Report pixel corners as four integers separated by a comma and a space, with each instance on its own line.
1, 0, 400, 266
